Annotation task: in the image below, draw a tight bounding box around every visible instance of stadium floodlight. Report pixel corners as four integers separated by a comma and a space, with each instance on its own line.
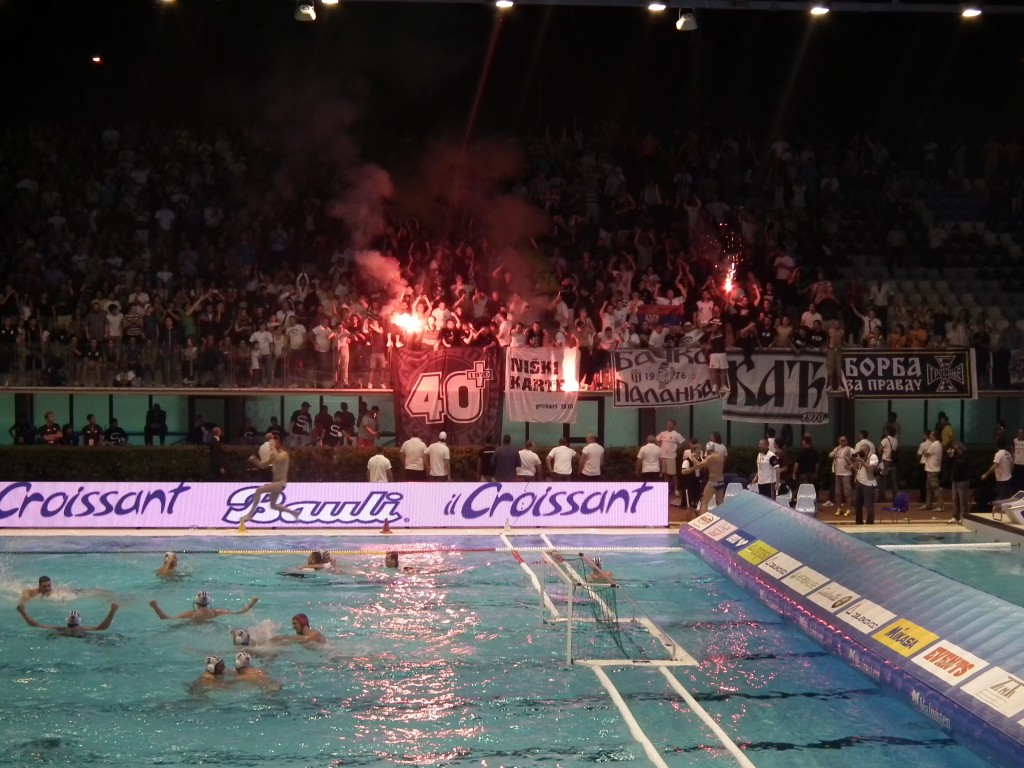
962, 6, 982, 18
675, 9, 697, 30
294, 1, 316, 21
809, 3, 830, 15
321, 0, 339, 4
495, 0, 514, 8
648, 2, 667, 12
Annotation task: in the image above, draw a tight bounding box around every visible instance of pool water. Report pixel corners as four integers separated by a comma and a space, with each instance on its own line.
0, 533, 1000, 768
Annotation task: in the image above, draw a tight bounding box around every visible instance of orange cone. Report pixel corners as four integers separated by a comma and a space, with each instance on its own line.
381, 519, 392, 534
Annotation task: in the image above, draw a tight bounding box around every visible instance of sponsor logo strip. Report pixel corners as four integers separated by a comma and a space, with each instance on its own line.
737, 540, 778, 566
961, 667, 1024, 718
687, 512, 719, 531
720, 529, 756, 552
808, 582, 861, 614
757, 552, 803, 580
838, 599, 897, 635
781, 566, 829, 596
872, 619, 940, 658
911, 640, 988, 685
702, 520, 737, 541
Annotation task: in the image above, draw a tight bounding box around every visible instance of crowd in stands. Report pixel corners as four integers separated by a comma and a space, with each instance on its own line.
2, 122, 1023, 393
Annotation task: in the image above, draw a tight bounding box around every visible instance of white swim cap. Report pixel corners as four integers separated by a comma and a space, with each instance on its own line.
231, 629, 251, 646
164, 551, 175, 562
205, 655, 223, 674
706, 442, 715, 452
194, 590, 210, 607
320, 550, 331, 561
235, 652, 252, 670
66, 610, 81, 627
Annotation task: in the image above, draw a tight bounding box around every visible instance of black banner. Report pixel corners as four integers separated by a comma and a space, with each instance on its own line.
392, 347, 504, 445
842, 350, 977, 399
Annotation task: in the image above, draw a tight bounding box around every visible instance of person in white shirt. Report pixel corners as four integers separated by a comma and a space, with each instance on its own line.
982, 436, 1014, 503
1013, 427, 1024, 492
656, 420, 685, 499
755, 440, 780, 499
366, 446, 393, 482
680, 439, 705, 511
424, 432, 451, 481
705, 432, 728, 459
877, 424, 899, 503
636, 435, 662, 481
546, 438, 577, 480
828, 436, 854, 517
400, 435, 428, 481
853, 445, 879, 525
579, 434, 604, 479
516, 441, 543, 481
853, 430, 875, 460
919, 431, 944, 512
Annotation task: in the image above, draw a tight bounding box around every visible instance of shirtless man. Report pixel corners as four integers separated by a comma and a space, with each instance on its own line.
272, 612, 326, 644
149, 590, 258, 621
20, 575, 53, 603
17, 603, 118, 637
238, 433, 301, 532
681, 448, 727, 514
826, 320, 845, 391
233, 652, 281, 690
156, 552, 179, 578
191, 656, 228, 692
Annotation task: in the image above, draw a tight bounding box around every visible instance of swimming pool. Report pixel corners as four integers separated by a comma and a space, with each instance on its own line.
0, 533, 1000, 768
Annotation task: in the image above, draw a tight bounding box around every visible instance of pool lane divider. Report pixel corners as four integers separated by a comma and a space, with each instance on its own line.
679, 491, 1024, 767
0, 546, 684, 556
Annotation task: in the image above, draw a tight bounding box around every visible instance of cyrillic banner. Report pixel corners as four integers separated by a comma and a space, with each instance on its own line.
0, 480, 667, 528
722, 351, 830, 424
612, 348, 717, 407
842, 350, 977, 399
391, 347, 503, 445
505, 347, 580, 423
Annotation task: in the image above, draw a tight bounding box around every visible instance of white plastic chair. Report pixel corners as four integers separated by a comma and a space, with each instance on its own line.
794, 484, 817, 516
724, 482, 744, 499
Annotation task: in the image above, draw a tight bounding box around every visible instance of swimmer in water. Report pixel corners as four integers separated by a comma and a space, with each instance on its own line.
233, 652, 281, 690
384, 551, 414, 572
191, 655, 228, 692
297, 551, 324, 571
156, 552, 179, 578
17, 602, 118, 637
271, 613, 326, 644
20, 575, 53, 603
149, 590, 258, 621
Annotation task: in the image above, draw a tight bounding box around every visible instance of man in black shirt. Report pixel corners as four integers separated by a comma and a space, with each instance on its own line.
337, 403, 356, 446
806, 320, 828, 351
289, 401, 313, 447
81, 414, 105, 447
791, 434, 820, 497
105, 418, 129, 446
477, 442, 497, 481
144, 403, 168, 445
38, 411, 62, 445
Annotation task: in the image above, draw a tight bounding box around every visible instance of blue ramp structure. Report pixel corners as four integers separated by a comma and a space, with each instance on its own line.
679, 492, 1024, 766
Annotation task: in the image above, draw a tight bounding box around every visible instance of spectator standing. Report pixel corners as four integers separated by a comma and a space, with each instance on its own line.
829, 436, 854, 518
38, 411, 62, 445
289, 401, 313, 448
425, 432, 451, 481
579, 434, 605, 480
210, 426, 228, 478
1013, 427, 1024, 492
949, 443, 970, 525
366, 446, 393, 482
477, 441, 496, 482
877, 424, 899, 503
516, 440, 543, 481
853, 445, 879, 525
981, 437, 1013, 504
144, 403, 167, 446
755, 439, 780, 499
338, 403, 356, 445
920, 430, 944, 512
81, 414, 104, 447
400, 434, 428, 481
636, 435, 661, 482
656, 420, 685, 500
493, 434, 520, 482
546, 438, 577, 481
357, 405, 380, 448
791, 434, 819, 498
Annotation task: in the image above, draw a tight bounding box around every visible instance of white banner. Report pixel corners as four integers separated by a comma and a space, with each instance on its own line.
722, 351, 829, 424
505, 347, 580, 423
0, 480, 667, 528
612, 348, 717, 407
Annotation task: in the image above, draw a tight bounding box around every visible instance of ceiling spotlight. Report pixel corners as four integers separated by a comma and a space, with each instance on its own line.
648, 2, 667, 12
809, 3, 830, 15
321, 0, 339, 4
91, 55, 102, 64
961, 6, 982, 17
495, 0, 514, 8
675, 10, 697, 31
294, 2, 316, 21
